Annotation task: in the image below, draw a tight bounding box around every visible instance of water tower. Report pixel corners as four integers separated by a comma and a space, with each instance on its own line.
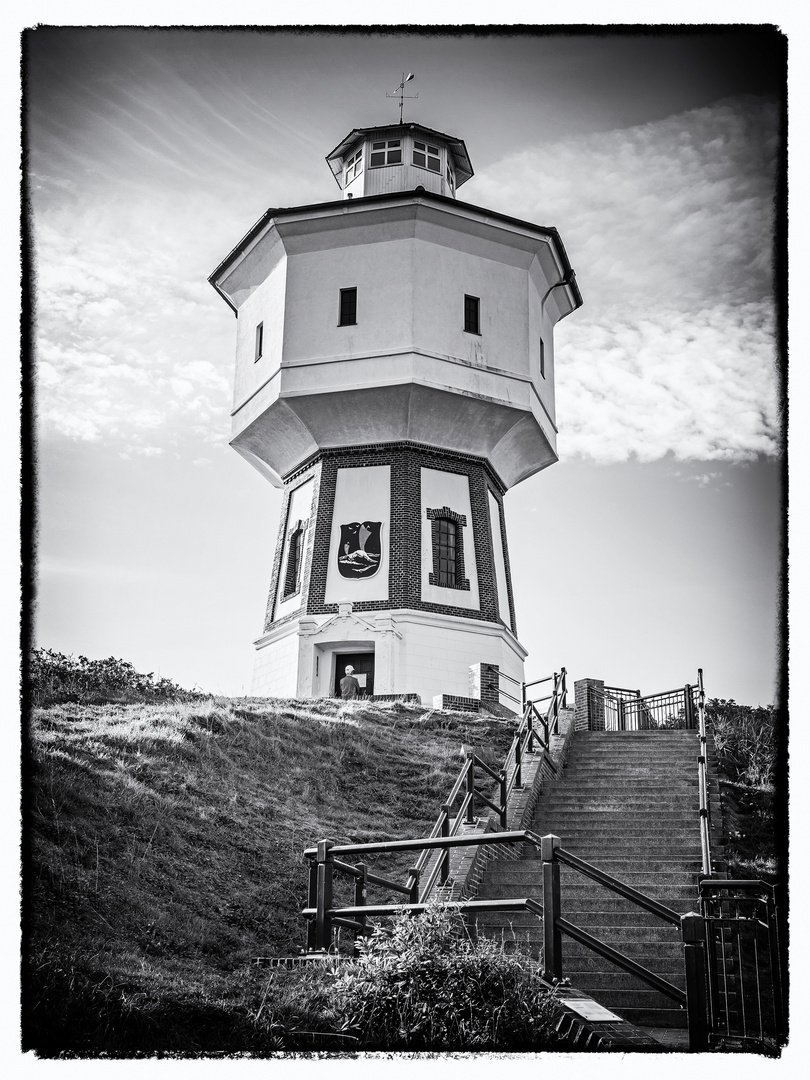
209, 114, 581, 705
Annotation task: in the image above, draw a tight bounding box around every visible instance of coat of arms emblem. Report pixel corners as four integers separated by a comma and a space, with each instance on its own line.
337, 521, 382, 579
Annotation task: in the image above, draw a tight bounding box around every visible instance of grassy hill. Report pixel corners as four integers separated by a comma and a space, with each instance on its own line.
24, 696, 515, 1055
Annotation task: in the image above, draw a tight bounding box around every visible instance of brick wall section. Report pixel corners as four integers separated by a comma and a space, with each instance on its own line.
431, 707, 577, 903
432, 694, 480, 713
574, 678, 605, 731
469, 662, 499, 709
262, 443, 518, 635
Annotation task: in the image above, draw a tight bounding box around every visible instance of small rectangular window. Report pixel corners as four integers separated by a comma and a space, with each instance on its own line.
413, 140, 441, 173
339, 287, 357, 327
464, 295, 480, 335
369, 140, 402, 168
344, 148, 363, 184
539, 338, 545, 378
254, 321, 263, 362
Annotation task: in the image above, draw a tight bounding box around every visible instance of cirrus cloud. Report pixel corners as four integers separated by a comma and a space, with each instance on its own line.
474, 96, 780, 464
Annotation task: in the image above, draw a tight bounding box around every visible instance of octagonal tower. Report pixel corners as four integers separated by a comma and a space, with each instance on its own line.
209, 121, 581, 705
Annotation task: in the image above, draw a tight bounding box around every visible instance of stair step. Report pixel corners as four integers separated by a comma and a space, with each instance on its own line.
474, 916, 683, 944
565, 988, 685, 1010
471, 725, 725, 1030
599, 1007, 687, 1028
481, 870, 698, 891
552, 953, 687, 974
478, 887, 696, 908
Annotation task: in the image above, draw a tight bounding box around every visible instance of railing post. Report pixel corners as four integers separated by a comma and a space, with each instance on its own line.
306, 857, 318, 952
408, 867, 420, 906
681, 912, 710, 1051
353, 862, 367, 955
617, 698, 625, 731
514, 737, 523, 790
685, 684, 695, 729
541, 834, 562, 983
314, 839, 334, 952
560, 667, 567, 710
440, 805, 451, 884
499, 770, 508, 829
526, 708, 535, 754
465, 754, 476, 823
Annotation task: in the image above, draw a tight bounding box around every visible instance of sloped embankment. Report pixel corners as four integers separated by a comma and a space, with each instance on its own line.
25, 696, 514, 1053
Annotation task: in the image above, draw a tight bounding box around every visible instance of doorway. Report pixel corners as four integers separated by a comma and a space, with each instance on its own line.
334, 651, 375, 698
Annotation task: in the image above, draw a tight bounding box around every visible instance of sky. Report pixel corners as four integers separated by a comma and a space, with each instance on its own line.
23, 23, 787, 706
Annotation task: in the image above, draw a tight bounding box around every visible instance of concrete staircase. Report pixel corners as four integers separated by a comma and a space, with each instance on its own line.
473, 729, 723, 1029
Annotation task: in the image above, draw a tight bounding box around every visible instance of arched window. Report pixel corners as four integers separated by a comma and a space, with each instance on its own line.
283, 524, 304, 599
427, 506, 470, 591
436, 518, 457, 587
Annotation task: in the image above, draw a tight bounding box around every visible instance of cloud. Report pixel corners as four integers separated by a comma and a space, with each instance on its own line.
474, 97, 779, 464
32, 95, 779, 468
33, 195, 236, 452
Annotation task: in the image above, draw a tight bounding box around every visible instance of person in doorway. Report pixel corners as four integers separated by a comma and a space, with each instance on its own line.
340, 665, 360, 700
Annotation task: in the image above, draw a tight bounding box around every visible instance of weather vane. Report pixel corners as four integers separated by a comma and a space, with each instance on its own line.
387, 72, 417, 123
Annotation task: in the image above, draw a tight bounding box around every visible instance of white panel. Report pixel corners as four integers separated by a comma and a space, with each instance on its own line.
275, 477, 314, 621
488, 490, 513, 629
324, 465, 391, 603
389, 610, 525, 706
252, 626, 300, 697
420, 468, 479, 610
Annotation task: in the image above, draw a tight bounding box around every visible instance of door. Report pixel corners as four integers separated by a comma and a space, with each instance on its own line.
334, 652, 375, 698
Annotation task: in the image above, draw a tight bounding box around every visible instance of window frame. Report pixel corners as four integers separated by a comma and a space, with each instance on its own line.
464, 294, 481, 336
344, 147, 363, 185
412, 139, 441, 174
427, 506, 470, 591
282, 520, 305, 600
254, 321, 264, 362
338, 287, 357, 327
539, 338, 545, 379
368, 139, 402, 168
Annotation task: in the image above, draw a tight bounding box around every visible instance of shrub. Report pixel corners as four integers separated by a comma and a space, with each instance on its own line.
28, 648, 203, 707
330, 904, 562, 1050
707, 698, 776, 789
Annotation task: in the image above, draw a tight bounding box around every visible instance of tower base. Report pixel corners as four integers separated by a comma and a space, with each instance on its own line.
251, 605, 526, 708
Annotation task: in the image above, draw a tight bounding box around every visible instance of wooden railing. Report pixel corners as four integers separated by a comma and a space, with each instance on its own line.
402, 668, 568, 903
301, 826, 714, 1049
297, 667, 764, 1051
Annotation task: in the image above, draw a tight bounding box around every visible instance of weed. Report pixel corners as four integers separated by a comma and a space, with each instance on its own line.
330, 904, 562, 1050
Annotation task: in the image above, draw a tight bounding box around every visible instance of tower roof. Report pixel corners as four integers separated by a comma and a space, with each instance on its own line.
325, 123, 474, 189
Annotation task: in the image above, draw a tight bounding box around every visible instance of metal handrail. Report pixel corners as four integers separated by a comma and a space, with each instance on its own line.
555, 917, 686, 1005
696, 668, 713, 877
553, 846, 681, 926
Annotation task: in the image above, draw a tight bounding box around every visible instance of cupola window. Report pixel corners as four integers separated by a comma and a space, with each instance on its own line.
369, 139, 402, 167
413, 140, 441, 173
344, 148, 363, 184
